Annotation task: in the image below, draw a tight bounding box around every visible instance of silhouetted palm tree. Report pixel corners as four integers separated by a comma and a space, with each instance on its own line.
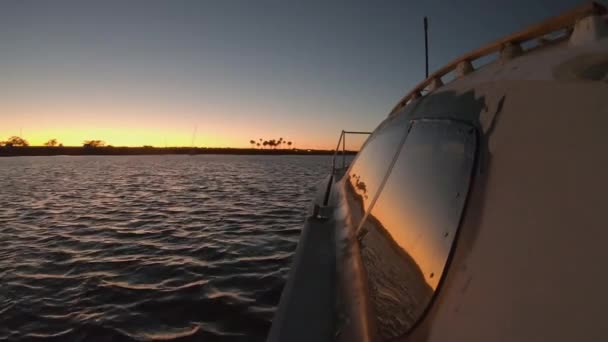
2, 136, 29, 147
44, 139, 59, 147
249, 140, 255, 148
252, 137, 294, 150
83, 140, 105, 148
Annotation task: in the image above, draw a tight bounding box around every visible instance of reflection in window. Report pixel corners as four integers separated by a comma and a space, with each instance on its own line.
359, 120, 477, 339
345, 122, 407, 229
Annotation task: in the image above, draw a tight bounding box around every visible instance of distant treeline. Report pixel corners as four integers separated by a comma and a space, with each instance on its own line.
0, 146, 358, 157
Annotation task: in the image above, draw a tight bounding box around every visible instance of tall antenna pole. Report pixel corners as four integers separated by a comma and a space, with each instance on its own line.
424, 16, 429, 78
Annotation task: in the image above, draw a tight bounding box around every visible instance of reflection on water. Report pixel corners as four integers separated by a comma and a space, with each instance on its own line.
358, 121, 477, 339
0, 155, 330, 341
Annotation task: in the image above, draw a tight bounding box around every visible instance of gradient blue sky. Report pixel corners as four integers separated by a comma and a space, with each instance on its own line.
0, 0, 585, 148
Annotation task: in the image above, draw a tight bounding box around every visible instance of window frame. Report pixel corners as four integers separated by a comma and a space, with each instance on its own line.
355, 117, 481, 338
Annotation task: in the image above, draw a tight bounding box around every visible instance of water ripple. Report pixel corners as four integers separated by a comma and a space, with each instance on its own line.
0, 155, 334, 341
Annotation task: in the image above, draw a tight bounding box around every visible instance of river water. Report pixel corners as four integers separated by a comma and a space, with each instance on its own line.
0, 155, 332, 341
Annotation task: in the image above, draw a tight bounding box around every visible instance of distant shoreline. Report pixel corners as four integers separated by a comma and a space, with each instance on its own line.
0, 146, 358, 157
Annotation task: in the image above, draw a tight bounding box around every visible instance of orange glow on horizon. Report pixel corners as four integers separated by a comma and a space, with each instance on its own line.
1, 127, 232, 148
0, 125, 367, 150
0, 64, 375, 149
1, 100, 368, 149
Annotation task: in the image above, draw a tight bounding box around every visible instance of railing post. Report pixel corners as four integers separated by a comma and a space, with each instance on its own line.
332, 131, 343, 175
326, 130, 371, 205
332, 130, 371, 176
342, 132, 346, 169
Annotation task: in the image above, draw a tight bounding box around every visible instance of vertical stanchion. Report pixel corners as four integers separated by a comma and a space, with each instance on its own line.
424, 16, 429, 79
342, 132, 346, 169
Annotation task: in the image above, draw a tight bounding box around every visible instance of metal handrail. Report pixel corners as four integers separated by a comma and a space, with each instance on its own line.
389, 1, 606, 115
322, 130, 371, 206
331, 130, 372, 174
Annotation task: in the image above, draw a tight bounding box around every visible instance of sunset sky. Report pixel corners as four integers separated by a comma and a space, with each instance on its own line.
0, 0, 582, 148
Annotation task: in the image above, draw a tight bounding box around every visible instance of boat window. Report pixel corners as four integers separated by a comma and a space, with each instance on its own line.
358, 120, 477, 339
345, 121, 407, 230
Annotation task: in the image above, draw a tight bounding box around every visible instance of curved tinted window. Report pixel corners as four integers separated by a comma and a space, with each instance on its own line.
358, 120, 477, 339
345, 121, 407, 229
